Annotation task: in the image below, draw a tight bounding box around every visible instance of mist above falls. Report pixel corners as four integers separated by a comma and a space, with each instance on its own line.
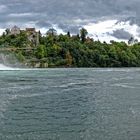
0, 64, 15, 70
0, 53, 24, 69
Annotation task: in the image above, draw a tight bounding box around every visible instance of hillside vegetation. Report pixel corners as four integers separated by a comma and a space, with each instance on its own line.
0, 28, 140, 68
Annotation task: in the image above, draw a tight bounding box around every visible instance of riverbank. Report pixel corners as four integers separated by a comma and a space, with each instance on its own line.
1, 28, 140, 68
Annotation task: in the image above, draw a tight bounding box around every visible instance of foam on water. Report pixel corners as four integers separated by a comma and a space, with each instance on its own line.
0, 63, 46, 71
111, 83, 136, 89
0, 68, 140, 140
91, 68, 140, 72
0, 87, 44, 122
0, 64, 17, 70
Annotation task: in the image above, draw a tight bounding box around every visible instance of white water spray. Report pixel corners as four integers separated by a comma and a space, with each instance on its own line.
0, 64, 15, 70
0, 53, 24, 70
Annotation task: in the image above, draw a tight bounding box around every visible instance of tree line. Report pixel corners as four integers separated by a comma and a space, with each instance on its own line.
0, 27, 140, 67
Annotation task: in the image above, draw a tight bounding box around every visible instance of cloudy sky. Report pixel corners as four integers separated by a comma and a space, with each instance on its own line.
0, 0, 140, 42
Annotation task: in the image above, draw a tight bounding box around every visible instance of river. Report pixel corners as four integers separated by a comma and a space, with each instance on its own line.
0, 68, 140, 140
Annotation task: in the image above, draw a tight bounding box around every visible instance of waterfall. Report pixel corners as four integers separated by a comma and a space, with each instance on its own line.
0, 53, 23, 70
0, 64, 14, 70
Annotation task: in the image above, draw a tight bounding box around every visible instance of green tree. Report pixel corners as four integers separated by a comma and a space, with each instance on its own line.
5, 28, 10, 35
80, 28, 88, 43
67, 31, 71, 37
65, 51, 73, 66
16, 51, 25, 62
46, 28, 57, 36
36, 45, 46, 59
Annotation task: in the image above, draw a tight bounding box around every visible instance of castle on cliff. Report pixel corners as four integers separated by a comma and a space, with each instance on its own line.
8, 26, 40, 46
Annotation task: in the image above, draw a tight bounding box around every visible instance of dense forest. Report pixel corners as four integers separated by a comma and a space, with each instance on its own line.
0, 27, 140, 68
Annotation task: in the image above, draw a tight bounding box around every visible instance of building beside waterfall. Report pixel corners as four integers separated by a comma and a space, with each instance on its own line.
26, 28, 40, 46
10, 26, 20, 35
9, 26, 40, 46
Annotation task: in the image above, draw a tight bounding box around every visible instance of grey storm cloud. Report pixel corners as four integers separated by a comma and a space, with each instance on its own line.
0, 0, 140, 37
111, 29, 132, 40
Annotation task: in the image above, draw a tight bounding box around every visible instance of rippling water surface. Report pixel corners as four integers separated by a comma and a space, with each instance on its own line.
0, 68, 140, 140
